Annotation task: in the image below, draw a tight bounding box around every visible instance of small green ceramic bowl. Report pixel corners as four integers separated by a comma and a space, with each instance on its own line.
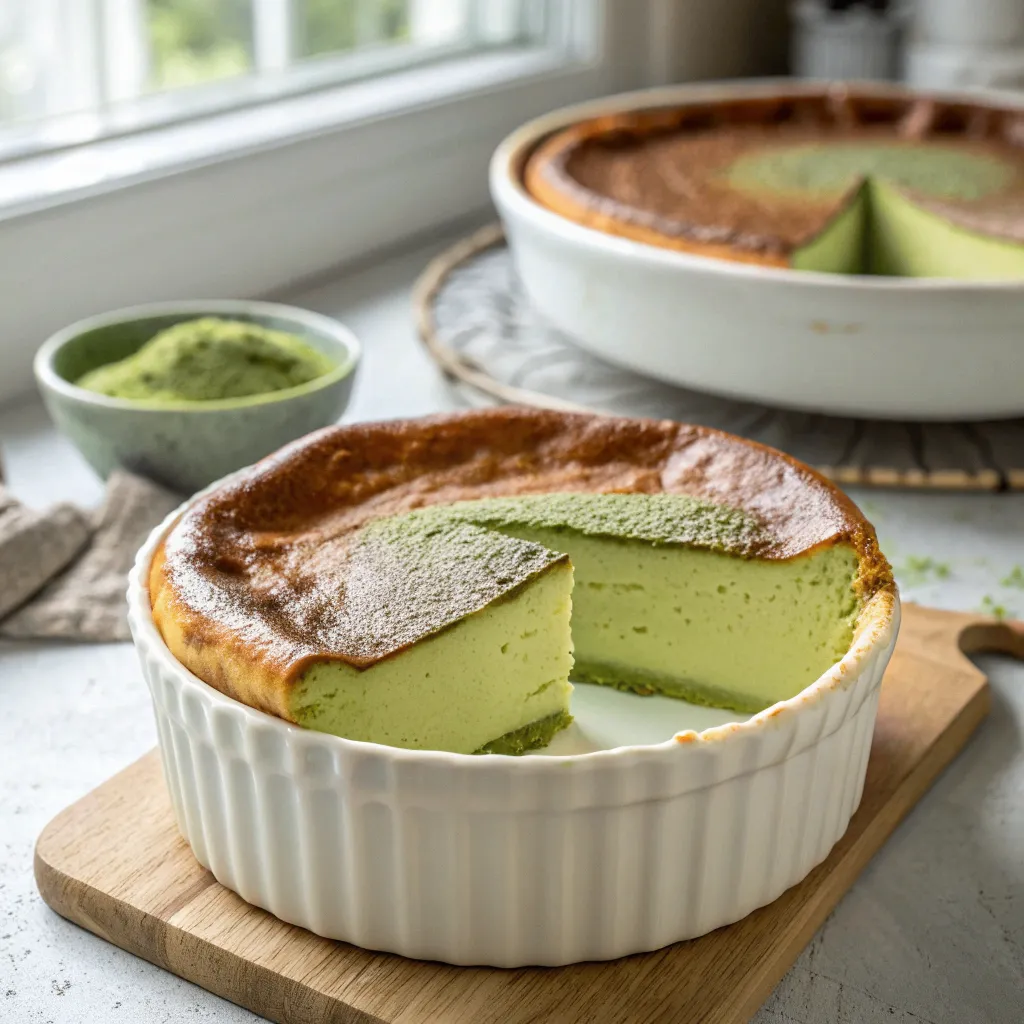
34, 299, 360, 495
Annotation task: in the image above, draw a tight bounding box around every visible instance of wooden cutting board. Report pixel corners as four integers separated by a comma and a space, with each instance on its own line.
34, 604, 1024, 1024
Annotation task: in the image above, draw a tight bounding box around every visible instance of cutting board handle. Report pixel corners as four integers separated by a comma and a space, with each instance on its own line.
958, 617, 1024, 661
899, 603, 1024, 667
903, 603, 1024, 663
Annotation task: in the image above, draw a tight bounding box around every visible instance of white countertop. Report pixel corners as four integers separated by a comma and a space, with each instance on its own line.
2, 234, 1023, 1024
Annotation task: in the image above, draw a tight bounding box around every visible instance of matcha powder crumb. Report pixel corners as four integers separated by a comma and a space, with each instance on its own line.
76, 317, 335, 403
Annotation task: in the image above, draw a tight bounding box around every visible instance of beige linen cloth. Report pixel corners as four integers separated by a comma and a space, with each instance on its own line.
0, 471, 182, 642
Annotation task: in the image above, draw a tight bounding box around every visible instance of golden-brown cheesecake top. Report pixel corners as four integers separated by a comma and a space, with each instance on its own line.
149, 409, 893, 719
523, 87, 1024, 259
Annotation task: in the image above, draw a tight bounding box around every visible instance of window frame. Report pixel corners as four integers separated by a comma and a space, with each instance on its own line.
0, 0, 671, 402
0, 0, 550, 164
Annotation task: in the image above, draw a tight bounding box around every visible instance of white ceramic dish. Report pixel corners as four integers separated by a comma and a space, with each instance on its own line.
128, 483, 899, 967
490, 79, 1024, 421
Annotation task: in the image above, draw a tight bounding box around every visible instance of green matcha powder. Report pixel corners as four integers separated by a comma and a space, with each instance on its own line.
77, 317, 334, 403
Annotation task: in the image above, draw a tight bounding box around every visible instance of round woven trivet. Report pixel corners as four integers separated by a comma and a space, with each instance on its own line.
415, 224, 1024, 491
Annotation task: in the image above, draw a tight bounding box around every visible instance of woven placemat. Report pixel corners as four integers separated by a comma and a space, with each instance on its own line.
415, 224, 1024, 491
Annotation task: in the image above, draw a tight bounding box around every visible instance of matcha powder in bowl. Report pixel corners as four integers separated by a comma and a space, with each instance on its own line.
76, 317, 336, 403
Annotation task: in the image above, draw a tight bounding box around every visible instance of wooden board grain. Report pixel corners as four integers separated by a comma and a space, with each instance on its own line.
414, 225, 1024, 491
34, 604, 1024, 1024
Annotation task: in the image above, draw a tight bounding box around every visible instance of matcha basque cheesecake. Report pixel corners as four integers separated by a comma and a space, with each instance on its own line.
134, 408, 899, 964
147, 408, 894, 756
524, 86, 1024, 277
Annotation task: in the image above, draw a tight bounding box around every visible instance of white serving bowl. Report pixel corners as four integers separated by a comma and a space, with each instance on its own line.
128, 488, 899, 968
490, 79, 1024, 421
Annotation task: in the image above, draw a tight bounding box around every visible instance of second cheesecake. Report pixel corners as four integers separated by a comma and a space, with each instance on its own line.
524, 86, 1024, 277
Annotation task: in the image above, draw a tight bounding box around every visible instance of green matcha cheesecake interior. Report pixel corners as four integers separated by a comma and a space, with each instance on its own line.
727, 142, 1024, 278
433, 494, 859, 713
149, 410, 894, 757
253, 492, 861, 753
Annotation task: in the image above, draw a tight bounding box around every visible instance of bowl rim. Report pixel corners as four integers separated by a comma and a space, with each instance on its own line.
490, 76, 1024, 293
34, 299, 362, 413
128, 467, 901, 770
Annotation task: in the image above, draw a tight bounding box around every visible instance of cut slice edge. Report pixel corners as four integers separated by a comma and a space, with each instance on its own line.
488, 524, 861, 713
288, 560, 575, 755
792, 176, 1024, 277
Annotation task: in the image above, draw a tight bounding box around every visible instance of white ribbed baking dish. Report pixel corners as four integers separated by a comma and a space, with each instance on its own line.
128, 497, 899, 968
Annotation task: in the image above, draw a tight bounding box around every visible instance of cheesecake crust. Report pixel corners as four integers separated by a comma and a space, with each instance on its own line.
149, 408, 894, 720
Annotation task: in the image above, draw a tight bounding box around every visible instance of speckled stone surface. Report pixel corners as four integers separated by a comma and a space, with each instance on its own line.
2, 237, 1022, 1023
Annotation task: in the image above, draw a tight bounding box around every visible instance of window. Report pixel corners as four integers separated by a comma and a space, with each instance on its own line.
0, 1, 663, 403
0, 0, 557, 161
